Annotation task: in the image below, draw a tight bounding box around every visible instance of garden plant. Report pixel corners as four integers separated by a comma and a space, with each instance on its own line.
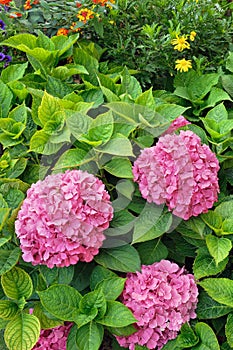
0, 1, 233, 350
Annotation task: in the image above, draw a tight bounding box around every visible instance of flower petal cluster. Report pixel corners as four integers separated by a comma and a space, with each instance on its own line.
162, 115, 191, 135
133, 130, 219, 220
171, 35, 190, 51
15, 170, 113, 268
116, 260, 198, 350
32, 323, 72, 350
175, 58, 192, 72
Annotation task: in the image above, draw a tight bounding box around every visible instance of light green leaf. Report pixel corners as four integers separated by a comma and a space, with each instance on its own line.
8, 104, 27, 123
46, 75, 73, 99
38, 91, 62, 126
226, 52, 233, 73
103, 157, 133, 178
0, 81, 13, 117
206, 235, 232, 264
1, 63, 28, 84
53, 148, 94, 170
205, 102, 228, 123
4, 313, 40, 350
94, 244, 141, 273
97, 301, 137, 327
193, 247, 228, 279
226, 313, 233, 347
38, 284, 82, 321
90, 266, 117, 291
1, 267, 33, 300
201, 211, 222, 234
87, 110, 113, 144
0, 301, 18, 320
196, 291, 233, 319
192, 322, 220, 350
135, 88, 156, 109
32, 302, 62, 330
95, 277, 126, 301
1, 33, 37, 50
66, 112, 92, 139
96, 134, 134, 156
177, 323, 199, 348
132, 203, 172, 243
199, 278, 233, 308
29, 130, 63, 155
76, 322, 104, 350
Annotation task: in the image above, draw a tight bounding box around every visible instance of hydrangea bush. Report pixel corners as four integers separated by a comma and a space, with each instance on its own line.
0, 11, 233, 350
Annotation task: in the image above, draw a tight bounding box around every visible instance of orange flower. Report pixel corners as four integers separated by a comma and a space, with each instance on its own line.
92, 0, 107, 6
57, 28, 69, 36
70, 22, 81, 32
9, 12, 22, 18
76, 2, 82, 7
33, 0, 40, 4
77, 8, 94, 24
24, 0, 32, 10
0, 0, 12, 5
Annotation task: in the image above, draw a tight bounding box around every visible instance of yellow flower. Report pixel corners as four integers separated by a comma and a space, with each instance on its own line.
171, 35, 190, 52
175, 58, 192, 73
77, 8, 94, 23
190, 31, 196, 41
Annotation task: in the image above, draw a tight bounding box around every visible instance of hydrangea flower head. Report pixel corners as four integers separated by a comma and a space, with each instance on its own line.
15, 170, 113, 268
32, 323, 72, 350
133, 130, 219, 220
116, 260, 198, 350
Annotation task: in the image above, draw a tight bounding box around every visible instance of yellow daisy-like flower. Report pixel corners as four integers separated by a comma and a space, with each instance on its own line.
175, 58, 192, 73
77, 8, 94, 24
171, 35, 190, 52
190, 31, 197, 41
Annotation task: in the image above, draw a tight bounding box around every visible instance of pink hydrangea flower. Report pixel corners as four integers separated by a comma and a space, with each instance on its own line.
15, 170, 113, 268
133, 130, 219, 220
163, 115, 191, 135
116, 260, 198, 350
32, 323, 72, 350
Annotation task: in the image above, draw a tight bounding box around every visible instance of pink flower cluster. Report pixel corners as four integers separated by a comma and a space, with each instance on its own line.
133, 129, 219, 220
15, 170, 113, 268
32, 323, 72, 350
116, 260, 198, 350
162, 115, 191, 135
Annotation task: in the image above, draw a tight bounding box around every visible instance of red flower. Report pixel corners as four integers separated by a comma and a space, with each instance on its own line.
0, 0, 12, 5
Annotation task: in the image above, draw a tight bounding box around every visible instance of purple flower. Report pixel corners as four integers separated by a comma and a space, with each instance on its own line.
4, 54, 11, 62
0, 52, 5, 61
32, 323, 73, 350
116, 260, 198, 350
0, 19, 5, 30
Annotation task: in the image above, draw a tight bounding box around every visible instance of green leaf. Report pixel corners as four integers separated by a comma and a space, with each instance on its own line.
226, 52, 233, 73
67, 324, 79, 350
46, 75, 73, 98
90, 266, 117, 291
196, 291, 233, 319
201, 211, 222, 234
96, 134, 134, 157
226, 313, 233, 347
66, 111, 92, 139
177, 323, 199, 348
32, 302, 62, 330
29, 130, 63, 155
73, 309, 98, 329
0, 247, 22, 275
79, 290, 106, 320
119, 67, 142, 99
206, 235, 232, 264
97, 301, 137, 327
87, 110, 114, 144
76, 322, 104, 350
4, 313, 40, 350
1, 33, 37, 50
1, 267, 33, 300
0, 301, 18, 320
135, 238, 168, 265
94, 244, 141, 273
38, 284, 82, 321
199, 278, 233, 308
192, 322, 220, 350
205, 103, 228, 123
103, 157, 133, 178
221, 75, 233, 98
8, 104, 27, 123
201, 88, 232, 111
95, 277, 126, 301
107, 324, 137, 337
1, 63, 28, 84
39, 265, 74, 286
38, 91, 62, 126
193, 246, 228, 279
0, 81, 13, 117
71, 262, 95, 292
135, 88, 156, 109
53, 148, 94, 170
132, 203, 172, 243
